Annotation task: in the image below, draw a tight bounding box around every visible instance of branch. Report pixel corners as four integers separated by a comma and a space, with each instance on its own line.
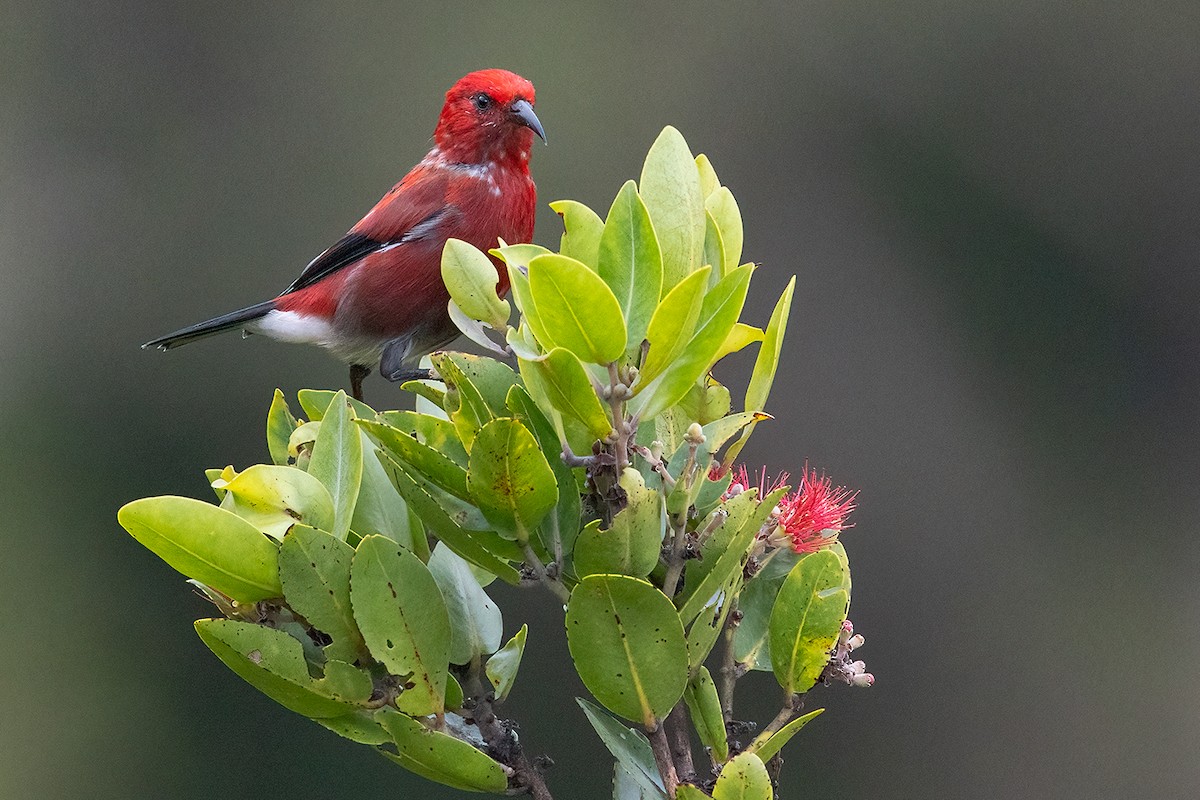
666, 704, 697, 785
467, 658, 555, 800
521, 541, 571, 603
718, 599, 741, 724
660, 510, 689, 599
757, 693, 798, 742
647, 722, 680, 798
607, 362, 630, 470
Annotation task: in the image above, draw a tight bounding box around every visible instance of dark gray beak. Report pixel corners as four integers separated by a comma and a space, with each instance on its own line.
510, 99, 546, 143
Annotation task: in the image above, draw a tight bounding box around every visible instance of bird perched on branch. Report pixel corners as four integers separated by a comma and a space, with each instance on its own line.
144, 69, 544, 401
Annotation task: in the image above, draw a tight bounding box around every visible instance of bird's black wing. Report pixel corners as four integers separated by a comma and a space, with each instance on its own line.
280, 206, 453, 296
281, 232, 387, 295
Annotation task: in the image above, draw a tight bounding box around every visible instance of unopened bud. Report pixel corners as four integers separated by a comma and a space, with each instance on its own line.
614, 382, 629, 399
851, 673, 874, 688
849, 660, 867, 675
847, 634, 865, 651
685, 422, 705, 444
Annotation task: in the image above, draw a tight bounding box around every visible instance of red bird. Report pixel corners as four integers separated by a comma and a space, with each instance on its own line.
145, 69, 543, 400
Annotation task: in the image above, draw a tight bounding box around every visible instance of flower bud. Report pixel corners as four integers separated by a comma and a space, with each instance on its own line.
849, 660, 867, 675
847, 634, 865, 651
851, 673, 874, 688
685, 422, 705, 444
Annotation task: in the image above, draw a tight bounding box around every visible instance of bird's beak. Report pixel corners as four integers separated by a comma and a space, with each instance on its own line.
510, 99, 546, 143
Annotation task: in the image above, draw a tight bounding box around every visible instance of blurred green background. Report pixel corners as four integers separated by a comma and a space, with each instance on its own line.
3, 2, 1196, 798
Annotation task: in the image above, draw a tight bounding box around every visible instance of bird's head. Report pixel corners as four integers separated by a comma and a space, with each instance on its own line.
434, 69, 544, 169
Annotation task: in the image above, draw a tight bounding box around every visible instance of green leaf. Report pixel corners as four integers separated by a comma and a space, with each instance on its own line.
521, 348, 613, 441
637, 268, 709, 390
214, 464, 336, 541
491, 241, 552, 273
430, 352, 496, 451
298, 389, 376, 421
632, 265, 753, 422
444, 673, 465, 710
748, 708, 824, 762
674, 490, 757, 622
448, 301, 509, 357
574, 469, 662, 579
376, 451, 521, 584
768, 549, 849, 695
723, 277, 794, 470
577, 698, 666, 798
675, 786, 710, 800
194, 619, 369, 717
428, 543, 502, 664
278, 525, 364, 663
434, 352, 520, 416
266, 389, 299, 466
505, 262, 552, 349
350, 435, 419, 550
712, 751, 772, 800
467, 417, 558, 541
376, 709, 508, 793
733, 549, 800, 672
684, 571, 740, 672
118, 496, 281, 603
597, 180, 663, 352
549, 199, 604, 268
695, 153, 720, 200
615, 763, 659, 800
359, 419, 470, 501
683, 666, 728, 763
351, 535, 451, 716
486, 624, 527, 703
706, 187, 743, 274
664, 412, 763, 501
505, 385, 583, 562
566, 575, 689, 726
746, 276, 795, 414
308, 391, 363, 541
314, 712, 392, 745
529, 253, 627, 364
713, 323, 764, 365
640, 126, 705, 292
441, 237, 510, 329
701, 210, 726, 279
376, 410, 468, 467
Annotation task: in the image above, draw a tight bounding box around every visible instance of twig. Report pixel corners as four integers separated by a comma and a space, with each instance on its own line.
757, 694, 798, 742
466, 658, 555, 799
607, 362, 630, 470
718, 599, 741, 724
666, 704, 696, 785
647, 722, 680, 798
521, 541, 571, 603
660, 510, 689, 599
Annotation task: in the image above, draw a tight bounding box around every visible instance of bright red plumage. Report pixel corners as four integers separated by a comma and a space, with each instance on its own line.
144, 69, 542, 398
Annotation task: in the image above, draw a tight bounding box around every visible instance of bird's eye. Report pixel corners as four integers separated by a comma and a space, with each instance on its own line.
473, 93, 492, 111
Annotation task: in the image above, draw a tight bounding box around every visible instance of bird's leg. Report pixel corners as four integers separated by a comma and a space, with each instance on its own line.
349, 364, 371, 402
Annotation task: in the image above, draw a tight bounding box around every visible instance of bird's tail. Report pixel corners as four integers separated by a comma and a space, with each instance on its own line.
142, 300, 276, 351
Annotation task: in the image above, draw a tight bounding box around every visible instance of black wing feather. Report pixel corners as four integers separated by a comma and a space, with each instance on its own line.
282, 232, 385, 295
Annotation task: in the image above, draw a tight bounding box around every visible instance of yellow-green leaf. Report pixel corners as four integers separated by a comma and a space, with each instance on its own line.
118, 496, 281, 603
529, 253, 627, 364
640, 126, 705, 291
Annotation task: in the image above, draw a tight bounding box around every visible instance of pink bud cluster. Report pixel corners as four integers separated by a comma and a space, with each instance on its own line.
822, 620, 874, 687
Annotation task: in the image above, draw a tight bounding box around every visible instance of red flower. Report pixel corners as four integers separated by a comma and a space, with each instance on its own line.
777, 464, 858, 553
